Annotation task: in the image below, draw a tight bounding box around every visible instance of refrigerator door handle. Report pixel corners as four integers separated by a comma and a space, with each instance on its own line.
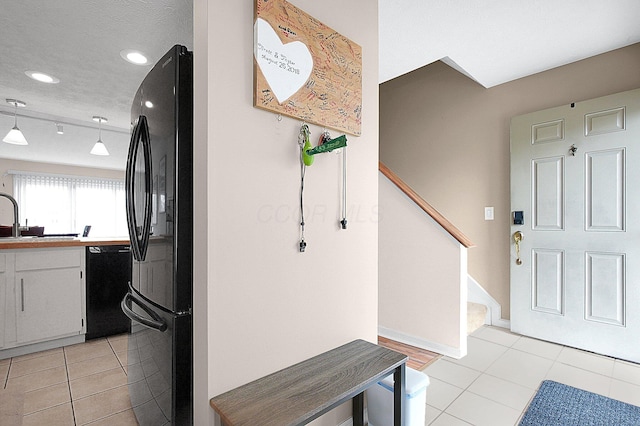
121, 291, 168, 332
125, 115, 153, 261
125, 118, 142, 261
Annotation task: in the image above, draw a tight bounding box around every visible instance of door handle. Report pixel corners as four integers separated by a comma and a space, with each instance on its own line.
513, 231, 524, 265
121, 292, 167, 332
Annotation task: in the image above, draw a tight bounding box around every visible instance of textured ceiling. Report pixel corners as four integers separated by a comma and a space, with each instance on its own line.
0, 0, 193, 170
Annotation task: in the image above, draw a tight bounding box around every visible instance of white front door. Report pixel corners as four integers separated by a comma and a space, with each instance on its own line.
510, 88, 640, 363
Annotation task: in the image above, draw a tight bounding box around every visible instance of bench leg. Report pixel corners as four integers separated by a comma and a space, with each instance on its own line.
353, 391, 365, 426
393, 364, 406, 426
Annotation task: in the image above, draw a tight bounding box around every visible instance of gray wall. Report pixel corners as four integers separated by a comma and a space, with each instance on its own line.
380, 43, 640, 318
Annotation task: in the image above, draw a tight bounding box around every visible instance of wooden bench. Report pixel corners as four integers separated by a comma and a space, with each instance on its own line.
210, 339, 408, 426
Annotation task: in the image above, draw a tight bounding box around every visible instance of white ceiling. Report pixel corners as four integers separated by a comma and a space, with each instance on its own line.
1, 1, 639, 171
379, 0, 640, 86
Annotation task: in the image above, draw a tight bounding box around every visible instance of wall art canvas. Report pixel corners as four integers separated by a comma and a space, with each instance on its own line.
254, 0, 362, 135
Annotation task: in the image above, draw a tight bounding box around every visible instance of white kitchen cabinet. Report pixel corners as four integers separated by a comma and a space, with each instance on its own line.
13, 248, 85, 346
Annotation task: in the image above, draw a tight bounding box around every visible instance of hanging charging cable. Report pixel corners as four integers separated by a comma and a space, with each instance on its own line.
340, 146, 347, 229
298, 124, 310, 252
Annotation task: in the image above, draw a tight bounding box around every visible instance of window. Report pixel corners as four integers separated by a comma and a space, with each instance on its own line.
12, 172, 127, 237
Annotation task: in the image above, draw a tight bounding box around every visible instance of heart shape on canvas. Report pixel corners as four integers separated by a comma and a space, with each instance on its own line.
254, 18, 313, 104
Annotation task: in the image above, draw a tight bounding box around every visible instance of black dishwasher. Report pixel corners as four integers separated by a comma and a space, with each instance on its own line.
86, 245, 132, 339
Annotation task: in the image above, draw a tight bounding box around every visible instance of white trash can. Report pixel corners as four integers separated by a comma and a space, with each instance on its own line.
366, 367, 430, 426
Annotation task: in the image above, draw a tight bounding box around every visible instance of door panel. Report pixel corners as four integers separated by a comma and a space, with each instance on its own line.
585, 252, 625, 326
510, 88, 640, 363
585, 149, 624, 231
532, 119, 564, 144
585, 107, 625, 136
532, 157, 564, 230
531, 249, 564, 315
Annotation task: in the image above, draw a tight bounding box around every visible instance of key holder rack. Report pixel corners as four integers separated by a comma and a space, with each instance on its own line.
297, 124, 349, 252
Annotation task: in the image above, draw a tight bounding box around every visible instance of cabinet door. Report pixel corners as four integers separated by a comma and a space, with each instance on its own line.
16, 268, 83, 344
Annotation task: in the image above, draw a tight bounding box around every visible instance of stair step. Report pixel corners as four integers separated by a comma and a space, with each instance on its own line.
467, 302, 487, 335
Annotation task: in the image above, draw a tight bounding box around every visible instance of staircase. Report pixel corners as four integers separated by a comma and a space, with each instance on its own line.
378, 162, 475, 359
467, 302, 488, 335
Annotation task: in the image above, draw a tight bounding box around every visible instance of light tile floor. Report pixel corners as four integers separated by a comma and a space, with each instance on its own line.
1, 334, 138, 425
5, 327, 640, 425
422, 326, 640, 426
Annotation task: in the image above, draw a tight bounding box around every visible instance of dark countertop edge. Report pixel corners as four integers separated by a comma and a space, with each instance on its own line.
0, 237, 130, 250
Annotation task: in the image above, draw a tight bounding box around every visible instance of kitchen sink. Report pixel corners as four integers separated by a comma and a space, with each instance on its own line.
0, 225, 45, 237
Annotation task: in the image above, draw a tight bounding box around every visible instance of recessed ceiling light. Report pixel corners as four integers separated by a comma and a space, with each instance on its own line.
25, 70, 60, 84
145, 101, 154, 108
120, 49, 149, 65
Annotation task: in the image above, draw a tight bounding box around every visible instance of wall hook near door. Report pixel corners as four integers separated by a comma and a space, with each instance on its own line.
569, 144, 578, 156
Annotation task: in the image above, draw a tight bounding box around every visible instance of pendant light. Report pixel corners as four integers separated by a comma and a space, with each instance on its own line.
90, 116, 109, 156
3, 99, 28, 145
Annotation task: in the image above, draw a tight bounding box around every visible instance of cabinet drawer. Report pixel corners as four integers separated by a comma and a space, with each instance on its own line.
15, 249, 82, 271
0, 253, 5, 273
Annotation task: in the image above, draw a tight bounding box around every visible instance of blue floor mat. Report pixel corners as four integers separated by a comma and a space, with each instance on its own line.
519, 380, 640, 426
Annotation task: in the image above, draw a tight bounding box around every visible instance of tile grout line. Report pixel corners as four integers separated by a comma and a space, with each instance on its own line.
63, 346, 79, 426
107, 337, 128, 376
3, 358, 11, 389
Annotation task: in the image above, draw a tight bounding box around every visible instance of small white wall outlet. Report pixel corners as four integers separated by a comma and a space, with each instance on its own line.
484, 207, 494, 221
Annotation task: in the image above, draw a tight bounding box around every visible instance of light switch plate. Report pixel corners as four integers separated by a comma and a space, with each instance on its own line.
484, 207, 494, 221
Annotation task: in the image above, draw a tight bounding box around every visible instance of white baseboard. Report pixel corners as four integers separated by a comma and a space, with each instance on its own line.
492, 317, 511, 329
0, 334, 85, 360
467, 275, 511, 329
378, 326, 465, 359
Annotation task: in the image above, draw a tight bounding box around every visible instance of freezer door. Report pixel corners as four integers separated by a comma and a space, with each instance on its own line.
122, 290, 192, 425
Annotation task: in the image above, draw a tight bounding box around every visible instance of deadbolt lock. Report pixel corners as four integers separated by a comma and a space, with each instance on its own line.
513, 231, 524, 265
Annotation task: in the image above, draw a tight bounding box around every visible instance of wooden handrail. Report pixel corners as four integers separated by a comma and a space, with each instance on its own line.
379, 162, 474, 248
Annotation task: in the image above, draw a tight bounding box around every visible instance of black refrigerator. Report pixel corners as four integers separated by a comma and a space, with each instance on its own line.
121, 44, 193, 426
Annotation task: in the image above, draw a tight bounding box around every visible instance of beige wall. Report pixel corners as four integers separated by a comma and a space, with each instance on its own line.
380, 43, 640, 319
0, 158, 123, 224
193, 1, 379, 425
379, 173, 467, 357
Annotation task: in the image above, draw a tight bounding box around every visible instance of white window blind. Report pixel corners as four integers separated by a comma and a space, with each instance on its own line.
12, 172, 127, 237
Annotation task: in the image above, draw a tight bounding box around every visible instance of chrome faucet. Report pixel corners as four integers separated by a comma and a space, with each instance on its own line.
0, 192, 20, 237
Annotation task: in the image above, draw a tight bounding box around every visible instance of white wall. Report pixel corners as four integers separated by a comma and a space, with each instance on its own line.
193, 1, 379, 425
378, 173, 467, 358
